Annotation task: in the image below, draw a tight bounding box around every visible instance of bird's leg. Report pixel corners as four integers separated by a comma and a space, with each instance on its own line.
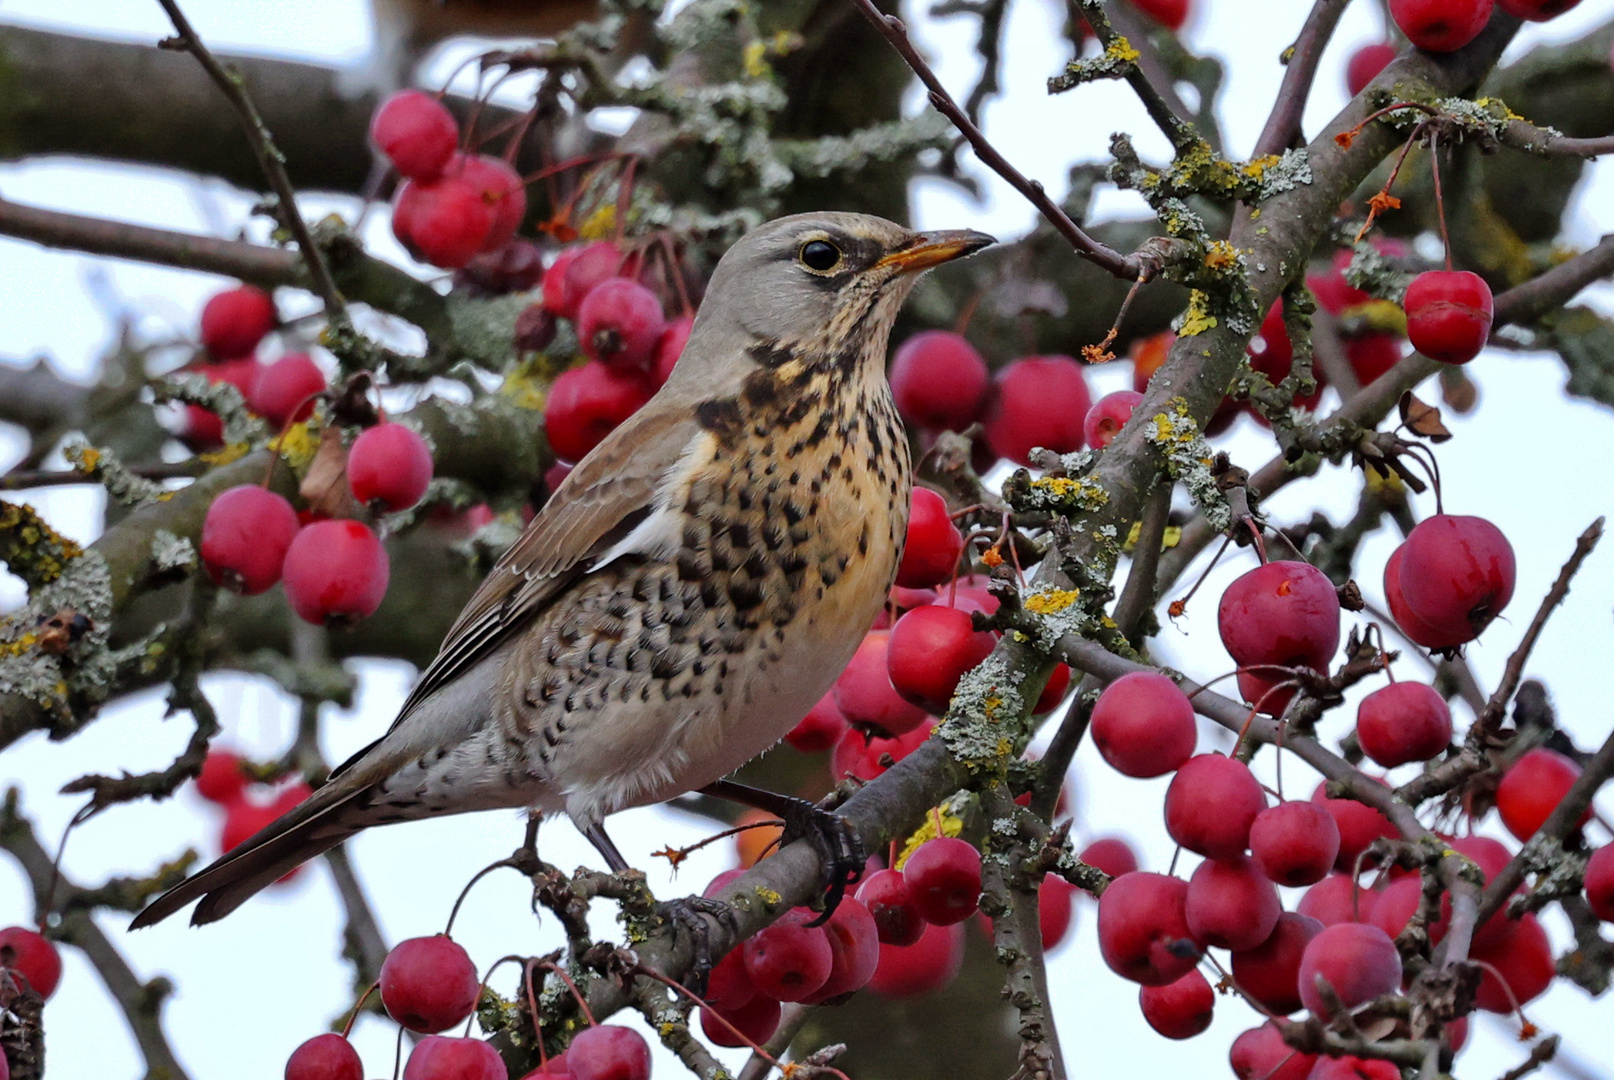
584, 817, 729, 993
699, 779, 865, 925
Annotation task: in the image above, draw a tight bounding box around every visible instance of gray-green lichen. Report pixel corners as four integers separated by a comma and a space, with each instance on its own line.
0, 548, 117, 717
939, 653, 1029, 772
1018, 583, 1101, 652
64, 442, 172, 507
446, 291, 534, 369
154, 372, 264, 446
149, 530, 196, 574
1144, 399, 1230, 534
1255, 148, 1312, 199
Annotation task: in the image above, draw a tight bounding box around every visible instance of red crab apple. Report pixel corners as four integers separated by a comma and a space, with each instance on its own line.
700, 995, 781, 1048
1404, 270, 1493, 364
1132, 0, 1190, 29
981, 355, 1092, 466
393, 175, 493, 269
1495, 747, 1587, 842
250, 352, 324, 429
1389, 0, 1494, 52
200, 284, 276, 359
653, 315, 694, 386
887, 605, 995, 715
1347, 43, 1399, 96
742, 908, 833, 1002
832, 718, 933, 782
557, 242, 628, 319
1497, 0, 1580, 20
1229, 1022, 1316, 1080
1083, 390, 1144, 450
1473, 912, 1555, 1012
349, 423, 435, 512
453, 153, 526, 253
404, 1036, 506, 1080
800, 896, 881, 1003
1297, 873, 1378, 926
282, 520, 390, 626
286, 1034, 364, 1080
1165, 754, 1267, 859
857, 868, 927, 946
1584, 845, 1614, 921
1089, 671, 1197, 778
1139, 969, 1214, 1039
0, 926, 61, 999
1097, 872, 1201, 986
1312, 779, 1396, 872
577, 278, 666, 373
890, 331, 990, 431
896, 487, 965, 588
543, 362, 653, 463
1355, 681, 1453, 768
1080, 837, 1139, 878
1231, 912, 1324, 1016
1250, 801, 1341, 887
1394, 513, 1515, 645
784, 692, 848, 753
201, 485, 300, 595
868, 920, 965, 998
1312, 1057, 1400, 1080
371, 90, 459, 180
195, 748, 249, 804
1185, 854, 1281, 952
380, 935, 480, 1033
903, 837, 982, 926
1218, 560, 1341, 673
835, 630, 929, 737
1297, 922, 1402, 1017
566, 1025, 652, 1080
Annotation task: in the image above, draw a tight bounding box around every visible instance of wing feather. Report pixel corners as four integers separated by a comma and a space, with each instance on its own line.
384, 404, 703, 730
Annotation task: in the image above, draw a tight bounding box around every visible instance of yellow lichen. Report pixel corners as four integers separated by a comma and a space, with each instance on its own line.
1241, 154, 1281, 179
753, 886, 782, 906
1024, 588, 1081, 615
1204, 241, 1240, 271
578, 204, 616, 241
1177, 290, 1219, 337
743, 40, 770, 78
267, 424, 319, 471
894, 808, 964, 870
1107, 36, 1141, 64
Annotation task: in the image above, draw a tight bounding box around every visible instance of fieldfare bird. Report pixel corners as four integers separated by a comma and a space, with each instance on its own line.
135, 211, 994, 928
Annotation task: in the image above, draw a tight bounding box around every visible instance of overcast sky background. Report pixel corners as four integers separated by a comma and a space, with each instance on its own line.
1, 1, 1612, 1078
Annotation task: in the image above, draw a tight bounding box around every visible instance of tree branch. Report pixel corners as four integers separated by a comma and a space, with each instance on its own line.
0, 791, 191, 1080
1254, 0, 1353, 158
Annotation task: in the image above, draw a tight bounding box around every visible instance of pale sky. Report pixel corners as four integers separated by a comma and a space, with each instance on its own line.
1, 2, 1612, 1079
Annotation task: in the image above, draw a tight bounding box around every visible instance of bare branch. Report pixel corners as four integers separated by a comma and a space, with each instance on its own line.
1254, 0, 1354, 158
155, 0, 345, 320
847, 0, 1160, 280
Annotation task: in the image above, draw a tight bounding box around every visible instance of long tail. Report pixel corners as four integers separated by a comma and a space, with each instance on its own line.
132, 755, 386, 928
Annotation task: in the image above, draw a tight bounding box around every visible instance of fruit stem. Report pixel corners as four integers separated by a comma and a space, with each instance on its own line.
466, 954, 527, 1037
340, 981, 379, 1039
1430, 134, 1453, 273
524, 958, 549, 1068
444, 856, 526, 937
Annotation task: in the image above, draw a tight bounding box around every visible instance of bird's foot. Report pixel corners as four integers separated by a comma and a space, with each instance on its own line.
656, 894, 737, 996
777, 799, 865, 926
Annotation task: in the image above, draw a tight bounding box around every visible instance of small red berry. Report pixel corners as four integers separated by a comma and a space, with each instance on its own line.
1129, 331, 1174, 392
454, 153, 526, 253
1311, 779, 1397, 873
1585, 845, 1614, 921
981, 355, 1092, 466
1230, 1022, 1316, 1080
1345, 332, 1405, 386
896, 487, 964, 589
1090, 671, 1197, 778
652, 315, 694, 386
404, 1035, 505, 1080
1231, 912, 1324, 1016
699, 994, 781, 1048
857, 867, 928, 946
1312, 1057, 1401, 1080
380, 935, 480, 1033
1297, 922, 1402, 1017
1395, 514, 1515, 644
1250, 801, 1340, 887
784, 692, 848, 753
1218, 560, 1341, 673
1080, 837, 1139, 878
1185, 854, 1281, 951
1496, 747, 1587, 842
1138, 968, 1214, 1039
182, 358, 263, 450
543, 362, 653, 464
200, 285, 276, 359
1356, 681, 1452, 767
1384, 544, 1469, 650
577, 278, 666, 373
800, 896, 881, 1003
1404, 270, 1494, 364
1165, 754, 1267, 859
559, 242, 628, 320
1347, 42, 1399, 95
742, 909, 833, 1002
1082, 390, 1144, 450
1473, 912, 1555, 1012
371, 90, 459, 181
201, 485, 300, 595
831, 718, 933, 783
195, 749, 249, 805
886, 605, 995, 715
890, 331, 990, 431
868, 920, 965, 997
0, 926, 61, 999
834, 630, 930, 738
286, 1033, 364, 1080
1389, 0, 1494, 52
566, 1025, 651, 1080
349, 423, 435, 511
251, 353, 325, 429
393, 176, 493, 269
1297, 873, 1377, 926
1033, 662, 1073, 714
903, 837, 982, 926
1132, 0, 1190, 29
1097, 872, 1201, 986
281, 520, 390, 626
1039, 874, 1078, 951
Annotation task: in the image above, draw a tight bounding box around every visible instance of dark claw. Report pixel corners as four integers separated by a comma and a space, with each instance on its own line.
778, 801, 865, 927
657, 895, 736, 996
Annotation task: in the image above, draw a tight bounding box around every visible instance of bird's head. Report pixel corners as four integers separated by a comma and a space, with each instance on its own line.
666, 212, 995, 387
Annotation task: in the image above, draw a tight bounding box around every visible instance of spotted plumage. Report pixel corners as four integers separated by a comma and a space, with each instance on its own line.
134, 212, 993, 929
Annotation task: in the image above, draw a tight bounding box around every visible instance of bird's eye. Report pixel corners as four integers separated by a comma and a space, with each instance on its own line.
800, 240, 843, 272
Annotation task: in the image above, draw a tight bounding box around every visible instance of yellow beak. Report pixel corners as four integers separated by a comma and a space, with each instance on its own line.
876, 228, 996, 274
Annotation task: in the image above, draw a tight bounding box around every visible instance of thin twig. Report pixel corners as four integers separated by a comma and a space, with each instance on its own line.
1254, 0, 1354, 158
848, 0, 1148, 280
736, 1002, 812, 1080
155, 0, 345, 318
1086, 0, 1201, 154
1496, 1034, 1561, 1080
324, 844, 391, 993
1471, 518, 1604, 748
